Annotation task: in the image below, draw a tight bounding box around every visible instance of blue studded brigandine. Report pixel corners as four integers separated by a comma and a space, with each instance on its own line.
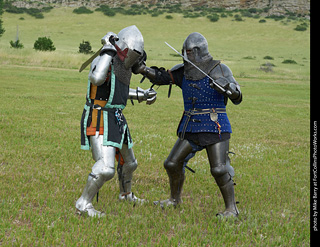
177, 76, 232, 139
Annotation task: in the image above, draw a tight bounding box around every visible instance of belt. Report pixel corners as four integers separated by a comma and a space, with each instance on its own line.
86, 99, 118, 133
86, 99, 111, 112
180, 108, 226, 140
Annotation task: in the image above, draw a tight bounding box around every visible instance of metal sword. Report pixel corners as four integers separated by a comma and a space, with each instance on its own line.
79, 46, 103, 72
164, 42, 231, 95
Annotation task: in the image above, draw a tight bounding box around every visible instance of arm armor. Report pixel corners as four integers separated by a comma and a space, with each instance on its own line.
209, 63, 242, 105
134, 63, 173, 86
128, 87, 157, 105
89, 32, 117, 86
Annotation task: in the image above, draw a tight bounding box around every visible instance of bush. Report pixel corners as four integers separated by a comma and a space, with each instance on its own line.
241, 11, 253, 18
79, 40, 93, 54
242, 56, 256, 60
24, 8, 44, 19
10, 39, 24, 49
95, 5, 116, 17
234, 14, 243, 21
207, 14, 219, 22
34, 37, 55, 51
260, 62, 275, 72
282, 59, 297, 64
266, 15, 285, 21
4, 3, 50, 19
73, 7, 93, 14
264, 56, 274, 60
294, 23, 308, 31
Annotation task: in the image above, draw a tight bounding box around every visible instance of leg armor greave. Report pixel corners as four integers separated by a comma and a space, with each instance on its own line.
76, 136, 116, 217
117, 145, 144, 202
206, 140, 239, 217
118, 158, 138, 196
75, 159, 116, 217
164, 159, 185, 203
163, 139, 193, 204
75, 173, 105, 215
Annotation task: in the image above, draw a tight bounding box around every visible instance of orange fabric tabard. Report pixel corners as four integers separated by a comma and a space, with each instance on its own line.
86, 83, 108, 136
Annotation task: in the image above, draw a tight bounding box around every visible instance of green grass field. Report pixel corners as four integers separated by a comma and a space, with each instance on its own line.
0, 8, 310, 246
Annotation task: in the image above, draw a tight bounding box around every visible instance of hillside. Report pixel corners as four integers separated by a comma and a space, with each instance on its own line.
9, 0, 310, 17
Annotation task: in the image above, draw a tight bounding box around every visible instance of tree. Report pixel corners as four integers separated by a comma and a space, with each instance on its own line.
0, 0, 5, 38
34, 37, 56, 51
10, 39, 24, 48
79, 40, 93, 54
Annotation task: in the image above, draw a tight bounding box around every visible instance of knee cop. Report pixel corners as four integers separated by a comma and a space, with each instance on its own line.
91, 159, 116, 187
164, 159, 183, 174
210, 155, 235, 187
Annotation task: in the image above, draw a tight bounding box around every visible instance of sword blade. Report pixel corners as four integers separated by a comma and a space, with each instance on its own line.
165, 42, 230, 95
79, 46, 103, 72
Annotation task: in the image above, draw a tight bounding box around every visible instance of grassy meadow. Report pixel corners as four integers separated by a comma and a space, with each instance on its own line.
0, 7, 310, 246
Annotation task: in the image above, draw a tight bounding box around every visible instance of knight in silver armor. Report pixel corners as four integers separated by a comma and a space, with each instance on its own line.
133, 32, 242, 217
77, 25, 156, 217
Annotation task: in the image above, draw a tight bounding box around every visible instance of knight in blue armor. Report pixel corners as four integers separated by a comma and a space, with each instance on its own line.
132, 32, 242, 217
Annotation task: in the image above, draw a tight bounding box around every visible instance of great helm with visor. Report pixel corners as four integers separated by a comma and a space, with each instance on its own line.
182, 32, 212, 63
111, 25, 144, 70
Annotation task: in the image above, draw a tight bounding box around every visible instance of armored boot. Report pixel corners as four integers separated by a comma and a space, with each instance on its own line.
118, 178, 146, 204
76, 174, 106, 218
213, 168, 239, 218
117, 159, 146, 204
154, 175, 185, 208
216, 178, 239, 217
207, 141, 239, 218
154, 139, 193, 207
154, 163, 185, 208
169, 170, 185, 204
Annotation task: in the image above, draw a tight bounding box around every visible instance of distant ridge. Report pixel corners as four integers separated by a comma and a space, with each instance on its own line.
9, 0, 310, 17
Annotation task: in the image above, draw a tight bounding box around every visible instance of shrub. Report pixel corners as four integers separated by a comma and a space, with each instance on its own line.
165, 15, 173, 19
79, 40, 93, 54
207, 14, 219, 22
4, 3, 51, 19
266, 15, 285, 21
5, 5, 24, 14
73, 7, 93, 14
260, 62, 275, 72
241, 11, 253, 17
261, 62, 275, 67
282, 59, 297, 64
24, 8, 44, 19
234, 14, 243, 21
294, 24, 308, 31
248, 8, 258, 13
10, 39, 24, 49
34, 37, 55, 51
242, 56, 256, 60
264, 56, 274, 60
95, 5, 116, 16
